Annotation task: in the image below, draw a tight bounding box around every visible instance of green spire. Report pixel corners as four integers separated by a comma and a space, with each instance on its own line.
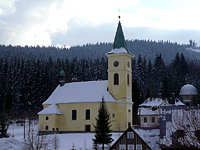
112, 20, 128, 51
59, 69, 65, 87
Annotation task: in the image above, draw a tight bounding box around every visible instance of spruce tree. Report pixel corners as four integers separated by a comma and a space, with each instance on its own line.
0, 113, 10, 138
93, 97, 113, 150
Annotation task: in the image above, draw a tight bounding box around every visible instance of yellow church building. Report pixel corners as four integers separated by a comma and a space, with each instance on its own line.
38, 20, 134, 133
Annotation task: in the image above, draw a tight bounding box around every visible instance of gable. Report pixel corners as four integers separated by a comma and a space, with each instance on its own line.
38, 104, 62, 115
110, 127, 152, 150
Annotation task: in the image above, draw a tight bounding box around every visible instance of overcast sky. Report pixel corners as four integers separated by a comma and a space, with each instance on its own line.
0, 0, 200, 47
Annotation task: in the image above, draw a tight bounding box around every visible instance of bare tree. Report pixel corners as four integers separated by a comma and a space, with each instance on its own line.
164, 108, 200, 149
23, 122, 54, 150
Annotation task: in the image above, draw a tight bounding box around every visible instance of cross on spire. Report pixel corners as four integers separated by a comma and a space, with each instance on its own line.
112, 16, 128, 51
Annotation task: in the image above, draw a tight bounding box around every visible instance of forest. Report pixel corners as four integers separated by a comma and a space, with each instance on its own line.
0, 39, 200, 120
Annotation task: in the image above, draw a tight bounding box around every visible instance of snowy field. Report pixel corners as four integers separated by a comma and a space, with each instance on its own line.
0, 121, 122, 150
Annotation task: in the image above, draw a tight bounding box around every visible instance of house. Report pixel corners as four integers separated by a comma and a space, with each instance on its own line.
159, 105, 200, 149
110, 126, 160, 150
138, 97, 184, 128
179, 84, 198, 106
38, 19, 134, 133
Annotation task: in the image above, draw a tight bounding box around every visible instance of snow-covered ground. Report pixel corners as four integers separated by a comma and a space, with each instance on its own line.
0, 121, 122, 150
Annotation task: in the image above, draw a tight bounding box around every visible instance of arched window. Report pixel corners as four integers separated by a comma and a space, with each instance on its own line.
114, 73, 119, 85
127, 74, 130, 85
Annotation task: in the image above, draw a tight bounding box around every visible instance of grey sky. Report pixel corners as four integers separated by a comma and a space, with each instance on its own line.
0, 0, 200, 47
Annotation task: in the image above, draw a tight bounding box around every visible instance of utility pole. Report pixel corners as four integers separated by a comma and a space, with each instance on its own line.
12, 120, 14, 137
24, 115, 26, 140
54, 132, 57, 150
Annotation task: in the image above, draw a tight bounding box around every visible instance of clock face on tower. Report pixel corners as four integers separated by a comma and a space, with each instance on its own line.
114, 61, 119, 67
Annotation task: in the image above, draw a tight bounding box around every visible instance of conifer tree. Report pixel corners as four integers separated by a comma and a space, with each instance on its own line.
93, 97, 113, 150
0, 113, 10, 138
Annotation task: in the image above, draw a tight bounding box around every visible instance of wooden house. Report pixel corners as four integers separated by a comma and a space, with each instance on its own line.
110, 126, 160, 150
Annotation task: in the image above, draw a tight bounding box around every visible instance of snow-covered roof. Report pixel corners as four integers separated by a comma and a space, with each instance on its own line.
133, 128, 160, 150
107, 47, 128, 54
138, 107, 159, 115
38, 104, 62, 115
43, 80, 116, 105
140, 98, 168, 107
174, 100, 185, 106
138, 98, 185, 115
179, 84, 197, 95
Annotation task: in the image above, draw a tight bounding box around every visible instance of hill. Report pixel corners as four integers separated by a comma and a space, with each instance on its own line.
1, 40, 200, 64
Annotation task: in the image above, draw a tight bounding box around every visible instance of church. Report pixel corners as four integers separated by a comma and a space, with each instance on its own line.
38, 19, 134, 133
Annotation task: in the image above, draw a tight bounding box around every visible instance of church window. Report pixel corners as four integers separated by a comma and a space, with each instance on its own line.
72, 110, 77, 120
127, 74, 130, 85
85, 125, 91, 132
144, 117, 147, 123
86, 109, 90, 120
114, 73, 119, 85
46, 126, 48, 130
127, 62, 130, 68
46, 116, 48, 120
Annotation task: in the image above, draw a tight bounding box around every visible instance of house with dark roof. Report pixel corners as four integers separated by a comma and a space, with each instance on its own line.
110, 126, 160, 150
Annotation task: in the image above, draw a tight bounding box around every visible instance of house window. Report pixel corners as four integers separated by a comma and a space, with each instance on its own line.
85, 125, 91, 132
52, 128, 55, 131
86, 109, 90, 120
136, 145, 142, 150
152, 117, 155, 123
144, 117, 147, 123
72, 110, 77, 120
119, 145, 126, 150
114, 73, 119, 85
112, 113, 115, 118
46, 126, 48, 130
46, 116, 48, 120
128, 145, 134, 150
127, 132, 134, 139
127, 74, 130, 85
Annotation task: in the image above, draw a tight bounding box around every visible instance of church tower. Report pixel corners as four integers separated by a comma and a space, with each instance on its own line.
107, 18, 133, 102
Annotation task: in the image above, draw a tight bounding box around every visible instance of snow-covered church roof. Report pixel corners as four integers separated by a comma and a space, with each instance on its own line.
42, 80, 116, 105
38, 104, 62, 115
179, 84, 198, 96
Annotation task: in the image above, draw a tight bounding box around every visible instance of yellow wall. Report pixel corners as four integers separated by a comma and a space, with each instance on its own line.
39, 101, 133, 132
39, 114, 61, 131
